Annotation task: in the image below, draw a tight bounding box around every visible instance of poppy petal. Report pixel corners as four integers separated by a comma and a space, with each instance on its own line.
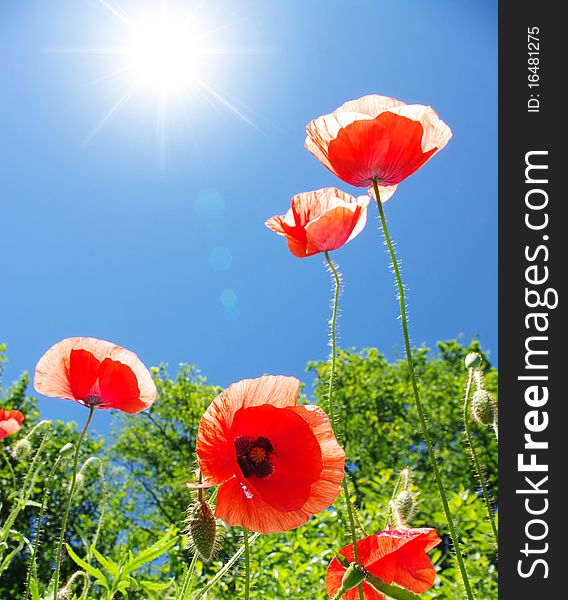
367, 184, 398, 204
0, 408, 24, 426
230, 404, 324, 511
196, 376, 343, 534
326, 112, 433, 186
265, 212, 308, 257
34, 337, 156, 413
69, 349, 100, 401
34, 337, 78, 400
211, 375, 300, 426
196, 376, 301, 486
0, 409, 25, 438
304, 205, 363, 255
305, 95, 405, 181
185, 477, 226, 489
98, 357, 146, 414
266, 188, 368, 258
196, 408, 240, 487
215, 476, 315, 534
390, 104, 452, 154
305, 94, 451, 188
287, 405, 345, 515
339, 94, 406, 118
366, 528, 441, 593
326, 555, 384, 600
327, 528, 441, 598
346, 196, 371, 242
290, 188, 353, 226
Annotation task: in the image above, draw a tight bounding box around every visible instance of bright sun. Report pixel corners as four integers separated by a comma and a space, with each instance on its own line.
58, 0, 265, 152
126, 16, 201, 96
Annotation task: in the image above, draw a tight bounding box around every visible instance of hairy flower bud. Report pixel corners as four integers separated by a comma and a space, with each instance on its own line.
186, 500, 218, 562
69, 472, 84, 494
57, 588, 71, 600
58, 571, 86, 600
335, 562, 367, 597
12, 438, 32, 461
59, 442, 75, 456
465, 352, 483, 370
471, 390, 495, 426
393, 490, 416, 527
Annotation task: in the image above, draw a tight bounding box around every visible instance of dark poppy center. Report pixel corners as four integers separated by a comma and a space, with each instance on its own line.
85, 394, 102, 407
234, 435, 274, 479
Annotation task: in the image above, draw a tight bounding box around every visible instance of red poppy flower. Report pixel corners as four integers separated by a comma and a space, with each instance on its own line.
0, 408, 24, 439
34, 337, 156, 414
265, 188, 369, 258
188, 375, 345, 534
305, 94, 452, 193
326, 527, 441, 599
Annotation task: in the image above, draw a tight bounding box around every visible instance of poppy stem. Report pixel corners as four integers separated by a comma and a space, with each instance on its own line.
372, 178, 475, 600
324, 251, 340, 432
192, 533, 260, 599
243, 528, 251, 600
340, 480, 364, 600
24, 453, 65, 599
324, 251, 364, 600
463, 368, 498, 544
52, 405, 95, 600
0, 447, 16, 485
177, 549, 199, 600
177, 487, 219, 600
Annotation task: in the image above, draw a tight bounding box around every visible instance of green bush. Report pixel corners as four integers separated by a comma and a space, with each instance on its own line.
0, 339, 497, 599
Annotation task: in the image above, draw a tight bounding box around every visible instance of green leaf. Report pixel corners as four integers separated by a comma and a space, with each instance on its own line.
365, 573, 422, 600
91, 546, 121, 579
0, 534, 25, 574
123, 531, 178, 573
65, 544, 108, 586
190, 532, 261, 600
140, 579, 174, 591
28, 577, 41, 600
334, 552, 351, 569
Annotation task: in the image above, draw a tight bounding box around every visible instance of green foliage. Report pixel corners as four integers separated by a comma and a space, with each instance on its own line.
0, 353, 108, 598
107, 365, 221, 577
65, 529, 178, 598
307, 339, 498, 523
0, 340, 498, 599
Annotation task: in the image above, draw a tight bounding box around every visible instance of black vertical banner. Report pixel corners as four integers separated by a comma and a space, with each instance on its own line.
499, 2, 563, 597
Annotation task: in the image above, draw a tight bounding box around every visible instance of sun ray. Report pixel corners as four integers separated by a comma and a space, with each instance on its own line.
156, 94, 168, 172
81, 66, 130, 89
83, 84, 136, 144
91, 0, 133, 26
58, 0, 277, 159
194, 78, 261, 132
45, 47, 129, 58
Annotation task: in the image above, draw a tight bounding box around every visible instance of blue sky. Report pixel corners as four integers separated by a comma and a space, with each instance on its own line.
0, 0, 497, 432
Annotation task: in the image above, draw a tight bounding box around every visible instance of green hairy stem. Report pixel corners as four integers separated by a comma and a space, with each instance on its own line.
324, 251, 364, 600
372, 178, 474, 600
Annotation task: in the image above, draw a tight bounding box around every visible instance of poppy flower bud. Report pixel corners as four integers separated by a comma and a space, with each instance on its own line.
68, 472, 84, 494
393, 490, 416, 527
186, 500, 218, 562
12, 438, 32, 461
471, 390, 496, 426
59, 442, 75, 456
57, 588, 71, 600
58, 571, 86, 600
465, 352, 483, 370
334, 562, 367, 597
